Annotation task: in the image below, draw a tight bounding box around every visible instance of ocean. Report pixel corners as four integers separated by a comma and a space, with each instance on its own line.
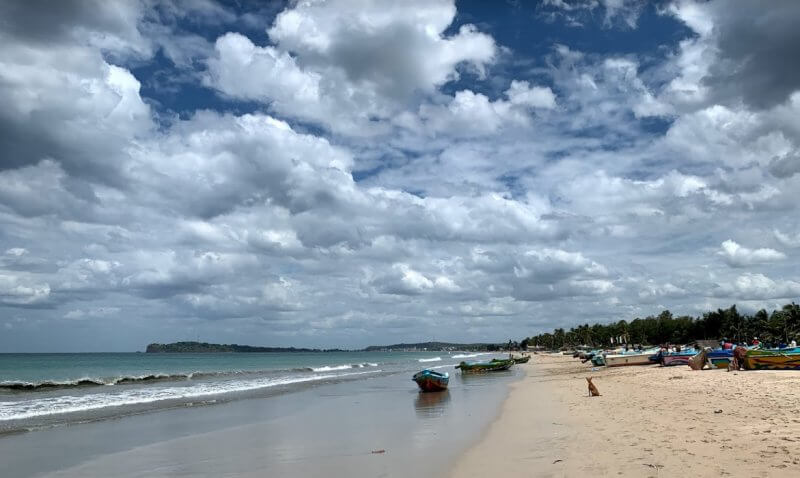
0, 350, 499, 433
1, 350, 521, 477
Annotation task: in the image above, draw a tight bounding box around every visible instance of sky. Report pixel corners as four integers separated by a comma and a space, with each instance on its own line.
1, 0, 799, 352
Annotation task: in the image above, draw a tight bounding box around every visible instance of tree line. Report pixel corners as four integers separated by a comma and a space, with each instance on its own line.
520, 303, 800, 350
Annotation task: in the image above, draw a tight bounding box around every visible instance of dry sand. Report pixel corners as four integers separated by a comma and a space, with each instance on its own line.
451, 353, 800, 477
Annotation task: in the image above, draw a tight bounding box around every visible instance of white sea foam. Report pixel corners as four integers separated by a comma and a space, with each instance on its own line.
311, 365, 352, 372
451, 353, 490, 359
0, 370, 380, 421
418, 357, 442, 362
310, 363, 378, 372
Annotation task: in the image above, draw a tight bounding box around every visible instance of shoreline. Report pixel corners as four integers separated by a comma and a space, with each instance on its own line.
1, 366, 520, 477
451, 353, 800, 477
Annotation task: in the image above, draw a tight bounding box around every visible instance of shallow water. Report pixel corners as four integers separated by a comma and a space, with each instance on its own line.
0, 362, 520, 477
0, 351, 496, 432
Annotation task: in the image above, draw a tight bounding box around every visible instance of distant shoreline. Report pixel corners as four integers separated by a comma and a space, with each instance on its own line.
145, 341, 505, 353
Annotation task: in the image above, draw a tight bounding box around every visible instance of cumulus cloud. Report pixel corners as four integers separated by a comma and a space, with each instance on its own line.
0, 274, 51, 306
717, 240, 786, 268
368, 263, 460, 296
2, 0, 800, 351
205, 0, 496, 134
714, 273, 800, 301
267, 0, 496, 96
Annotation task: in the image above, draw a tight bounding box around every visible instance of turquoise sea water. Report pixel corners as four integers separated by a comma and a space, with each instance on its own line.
0, 351, 498, 432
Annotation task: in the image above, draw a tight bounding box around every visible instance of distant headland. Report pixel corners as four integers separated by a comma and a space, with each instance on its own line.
145, 342, 344, 353
145, 341, 502, 353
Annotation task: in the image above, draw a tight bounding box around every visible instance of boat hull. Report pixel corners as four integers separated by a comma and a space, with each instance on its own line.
512, 356, 530, 364
743, 351, 800, 370
456, 359, 514, 373
413, 370, 449, 392
707, 350, 733, 369
604, 353, 652, 367
661, 353, 695, 366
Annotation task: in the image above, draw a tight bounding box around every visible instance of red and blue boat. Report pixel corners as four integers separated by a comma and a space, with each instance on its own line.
412, 369, 449, 392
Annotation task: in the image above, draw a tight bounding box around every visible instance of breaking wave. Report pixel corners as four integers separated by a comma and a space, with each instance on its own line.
308, 363, 379, 372
0, 370, 382, 421
418, 357, 442, 363
0, 363, 385, 393
0, 374, 203, 392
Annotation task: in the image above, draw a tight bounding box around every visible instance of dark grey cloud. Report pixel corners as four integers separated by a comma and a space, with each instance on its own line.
768, 153, 800, 179
704, 1, 800, 109
0, 0, 143, 44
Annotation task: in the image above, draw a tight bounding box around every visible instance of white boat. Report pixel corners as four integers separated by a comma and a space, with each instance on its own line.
604, 352, 653, 367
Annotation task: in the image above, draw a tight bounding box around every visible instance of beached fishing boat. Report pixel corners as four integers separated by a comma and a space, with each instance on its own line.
412, 369, 449, 392
512, 355, 530, 364
661, 349, 697, 366
706, 349, 733, 369
743, 350, 800, 370
455, 359, 514, 373
604, 352, 653, 367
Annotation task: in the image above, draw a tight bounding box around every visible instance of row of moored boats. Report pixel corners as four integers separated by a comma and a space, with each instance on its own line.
574, 345, 800, 370
412, 354, 530, 392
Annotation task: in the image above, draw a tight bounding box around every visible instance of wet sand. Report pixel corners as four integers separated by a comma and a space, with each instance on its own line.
452, 354, 800, 477
1, 369, 519, 477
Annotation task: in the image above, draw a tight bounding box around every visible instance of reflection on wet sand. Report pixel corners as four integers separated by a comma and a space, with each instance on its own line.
414, 390, 451, 418
456, 370, 515, 386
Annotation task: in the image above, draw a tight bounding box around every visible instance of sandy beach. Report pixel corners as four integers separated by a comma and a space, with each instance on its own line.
453, 354, 800, 477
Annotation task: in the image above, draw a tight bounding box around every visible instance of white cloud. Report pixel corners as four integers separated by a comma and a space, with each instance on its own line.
717, 240, 786, 268
774, 229, 800, 248
715, 273, 800, 301
205, 0, 496, 135
0, 274, 51, 305
505, 80, 557, 109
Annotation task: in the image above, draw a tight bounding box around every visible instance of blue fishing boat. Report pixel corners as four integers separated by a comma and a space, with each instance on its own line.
707, 349, 733, 369
412, 369, 449, 392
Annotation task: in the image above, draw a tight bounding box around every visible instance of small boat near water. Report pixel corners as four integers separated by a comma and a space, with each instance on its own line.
455, 359, 514, 373
412, 369, 449, 392
512, 355, 530, 364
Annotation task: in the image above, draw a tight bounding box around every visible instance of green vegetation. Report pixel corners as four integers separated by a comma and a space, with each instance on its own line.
521, 303, 800, 349
363, 342, 501, 351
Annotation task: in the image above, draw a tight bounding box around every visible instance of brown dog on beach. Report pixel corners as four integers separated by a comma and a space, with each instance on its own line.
586, 377, 601, 397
